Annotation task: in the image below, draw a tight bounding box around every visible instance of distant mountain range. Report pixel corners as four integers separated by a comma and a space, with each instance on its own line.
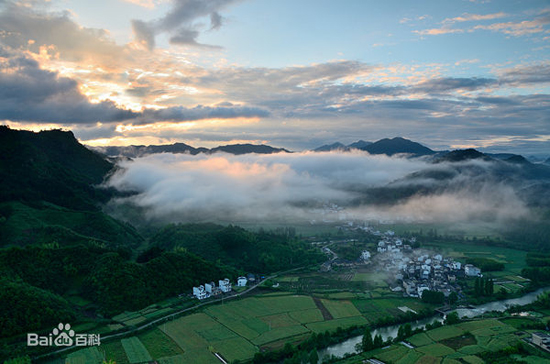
95, 142, 290, 158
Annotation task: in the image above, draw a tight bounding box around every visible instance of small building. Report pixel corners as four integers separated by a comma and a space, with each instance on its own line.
532, 332, 550, 350
193, 285, 208, 300
451, 261, 462, 270
219, 278, 232, 293
465, 264, 481, 277
205, 282, 214, 293
361, 250, 371, 260
237, 276, 247, 287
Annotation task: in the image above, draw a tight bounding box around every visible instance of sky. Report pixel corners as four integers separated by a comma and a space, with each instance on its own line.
1, 0, 550, 155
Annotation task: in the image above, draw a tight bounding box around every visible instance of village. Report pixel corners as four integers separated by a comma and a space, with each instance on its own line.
318, 224, 483, 301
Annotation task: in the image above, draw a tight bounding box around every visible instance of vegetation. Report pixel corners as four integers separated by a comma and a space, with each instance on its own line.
150, 223, 324, 273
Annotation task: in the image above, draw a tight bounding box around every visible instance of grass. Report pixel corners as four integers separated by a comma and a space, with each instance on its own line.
65, 347, 103, 364
375, 345, 409, 362
260, 313, 299, 328
102, 340, 131, 364
321, 299, 362, 319
251, 325, 310, 346
120, 337, 153, 364
408, 333, 434, 347
423, 241, 527, 275
137, 328, 183, 359
306, 316, 368, 333
289, 308, 324, 324
426, 326, 465, 342
440, 334, 476, 350
211, 337, 258, 362
416, 343, 455, 357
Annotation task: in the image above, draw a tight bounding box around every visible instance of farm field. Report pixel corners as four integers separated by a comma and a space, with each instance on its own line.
90, 294, 410, 363
422, 241, 527, 275
331, 318, 550, 364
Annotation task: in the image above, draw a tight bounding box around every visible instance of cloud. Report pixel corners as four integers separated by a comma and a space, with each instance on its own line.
443, 12, 508, 24
0, 56, 137, 123
474, 16, 550, 36
413, 27, 464, 36
105, 151, 531, 225
0, 54, 268, 125
414, 77, 497, 92
131, 0, 241, 49
0, 1, 127, 63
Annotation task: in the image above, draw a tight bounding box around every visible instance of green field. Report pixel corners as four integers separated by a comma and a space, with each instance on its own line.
65, 347, 103, 364
121, 337, 153, 364
321, 299, 362, 318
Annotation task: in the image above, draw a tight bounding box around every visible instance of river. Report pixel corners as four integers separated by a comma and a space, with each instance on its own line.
318, 287, 550, 362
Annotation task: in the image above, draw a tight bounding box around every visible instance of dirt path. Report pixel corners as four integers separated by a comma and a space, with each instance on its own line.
313, 297, 333, 320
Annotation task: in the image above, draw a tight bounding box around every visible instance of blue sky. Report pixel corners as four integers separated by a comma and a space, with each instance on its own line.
0, 0, 549, 155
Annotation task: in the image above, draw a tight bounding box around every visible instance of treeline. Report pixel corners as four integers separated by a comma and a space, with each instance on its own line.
150, 223, 325, 273
522, 252, 550, 284
0, 242, 237, 336
466, 257, 504, 272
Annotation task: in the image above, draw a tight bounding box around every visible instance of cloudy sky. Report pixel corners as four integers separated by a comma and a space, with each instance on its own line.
1, 0, 549, 155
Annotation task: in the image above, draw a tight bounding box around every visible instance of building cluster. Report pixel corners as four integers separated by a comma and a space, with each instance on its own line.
372, 234, 482, 299
192, 275, 255, 300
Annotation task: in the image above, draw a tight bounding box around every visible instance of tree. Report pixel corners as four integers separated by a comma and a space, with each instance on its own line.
485, 278, 494, 296
361, 329, 374, 351
445, 312, 460, 325
373, 334, 383, 348
449, 291, 458, 305
309, 348, 319, 364
474, 277, 482, 297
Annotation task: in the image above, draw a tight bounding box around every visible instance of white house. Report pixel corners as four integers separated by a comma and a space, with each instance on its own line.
465, 264, 481, 277
193, 285, 208, 300
219, 278, 232, 293
205, 282, 213, 293
361, 250, 371, 260
451, 261, 462, 270
237, 276, 247, 287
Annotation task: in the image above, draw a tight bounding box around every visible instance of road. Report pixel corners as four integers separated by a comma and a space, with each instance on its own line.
35, 266, 305, 360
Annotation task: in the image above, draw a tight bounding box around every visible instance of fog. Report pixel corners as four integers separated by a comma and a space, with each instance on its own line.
105, 150, 530, 224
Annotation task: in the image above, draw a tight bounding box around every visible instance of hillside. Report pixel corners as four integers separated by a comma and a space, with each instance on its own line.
360, 137, 435, 156
0, 126, 114, 210
0, 127, 142, 248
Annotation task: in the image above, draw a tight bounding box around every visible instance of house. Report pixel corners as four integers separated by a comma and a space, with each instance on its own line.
361, 250, 371, 260
205, 282, 214, 294
237, 276, 247, 287
532, 332, 550, 351
464, 264, 481, 277
451, 261, 462, 270
193, 285, 208, 300
219, 278, 232, 293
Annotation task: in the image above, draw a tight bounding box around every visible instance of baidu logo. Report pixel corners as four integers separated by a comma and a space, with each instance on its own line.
27, 323, 100, 347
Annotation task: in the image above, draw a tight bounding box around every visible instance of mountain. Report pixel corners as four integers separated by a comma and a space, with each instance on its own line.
435, 148, 492, 163
209, 143, 290, 155
0, 126, 113, 210
348, 140, 372, 149
0, 126, 142, 248
360, 137, 435, 157
100, 142, 208, 158
95, 142, 289, 158
313, 142, 349, 152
